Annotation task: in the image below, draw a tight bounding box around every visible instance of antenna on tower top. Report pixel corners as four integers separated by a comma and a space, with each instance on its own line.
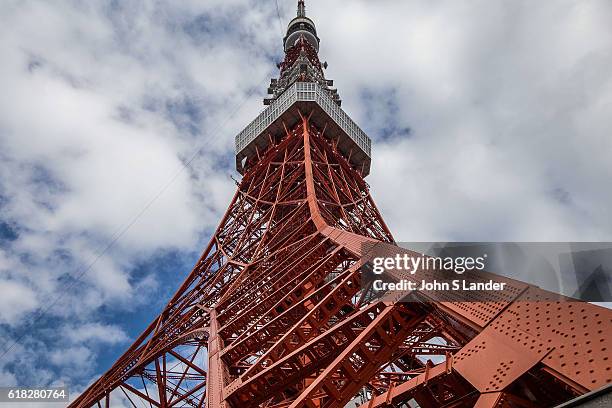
297, 0, 306, 17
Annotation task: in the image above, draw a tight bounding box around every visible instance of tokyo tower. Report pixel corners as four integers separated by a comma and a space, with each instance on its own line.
71, 2, 611, 407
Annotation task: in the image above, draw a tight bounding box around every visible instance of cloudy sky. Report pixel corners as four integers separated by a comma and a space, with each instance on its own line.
0, 0, 611, 397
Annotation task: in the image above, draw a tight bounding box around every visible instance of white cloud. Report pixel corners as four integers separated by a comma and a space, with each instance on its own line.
0, 0, 271, 321
309, 0, 612, 241
65, 323, 129, 345
0, 280, 38, 325
49, 346, 93, 368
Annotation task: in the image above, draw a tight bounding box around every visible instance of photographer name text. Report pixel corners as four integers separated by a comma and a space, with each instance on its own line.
373, 279, 507, 292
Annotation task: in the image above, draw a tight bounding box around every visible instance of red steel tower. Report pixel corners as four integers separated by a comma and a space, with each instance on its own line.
71, 2, 611, 407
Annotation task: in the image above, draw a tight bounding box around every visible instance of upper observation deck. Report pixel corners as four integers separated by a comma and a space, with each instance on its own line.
235, 81, 372, 176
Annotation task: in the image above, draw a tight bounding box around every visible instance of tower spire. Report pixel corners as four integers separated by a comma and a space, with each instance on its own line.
266, 0, 341, 109
297, 0, 306, 17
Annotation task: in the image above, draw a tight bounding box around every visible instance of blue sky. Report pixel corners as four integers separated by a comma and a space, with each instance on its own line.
0, 0, 611, 401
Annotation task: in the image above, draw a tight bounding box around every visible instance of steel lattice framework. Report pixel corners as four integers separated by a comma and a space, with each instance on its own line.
71, 2, 611, 407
